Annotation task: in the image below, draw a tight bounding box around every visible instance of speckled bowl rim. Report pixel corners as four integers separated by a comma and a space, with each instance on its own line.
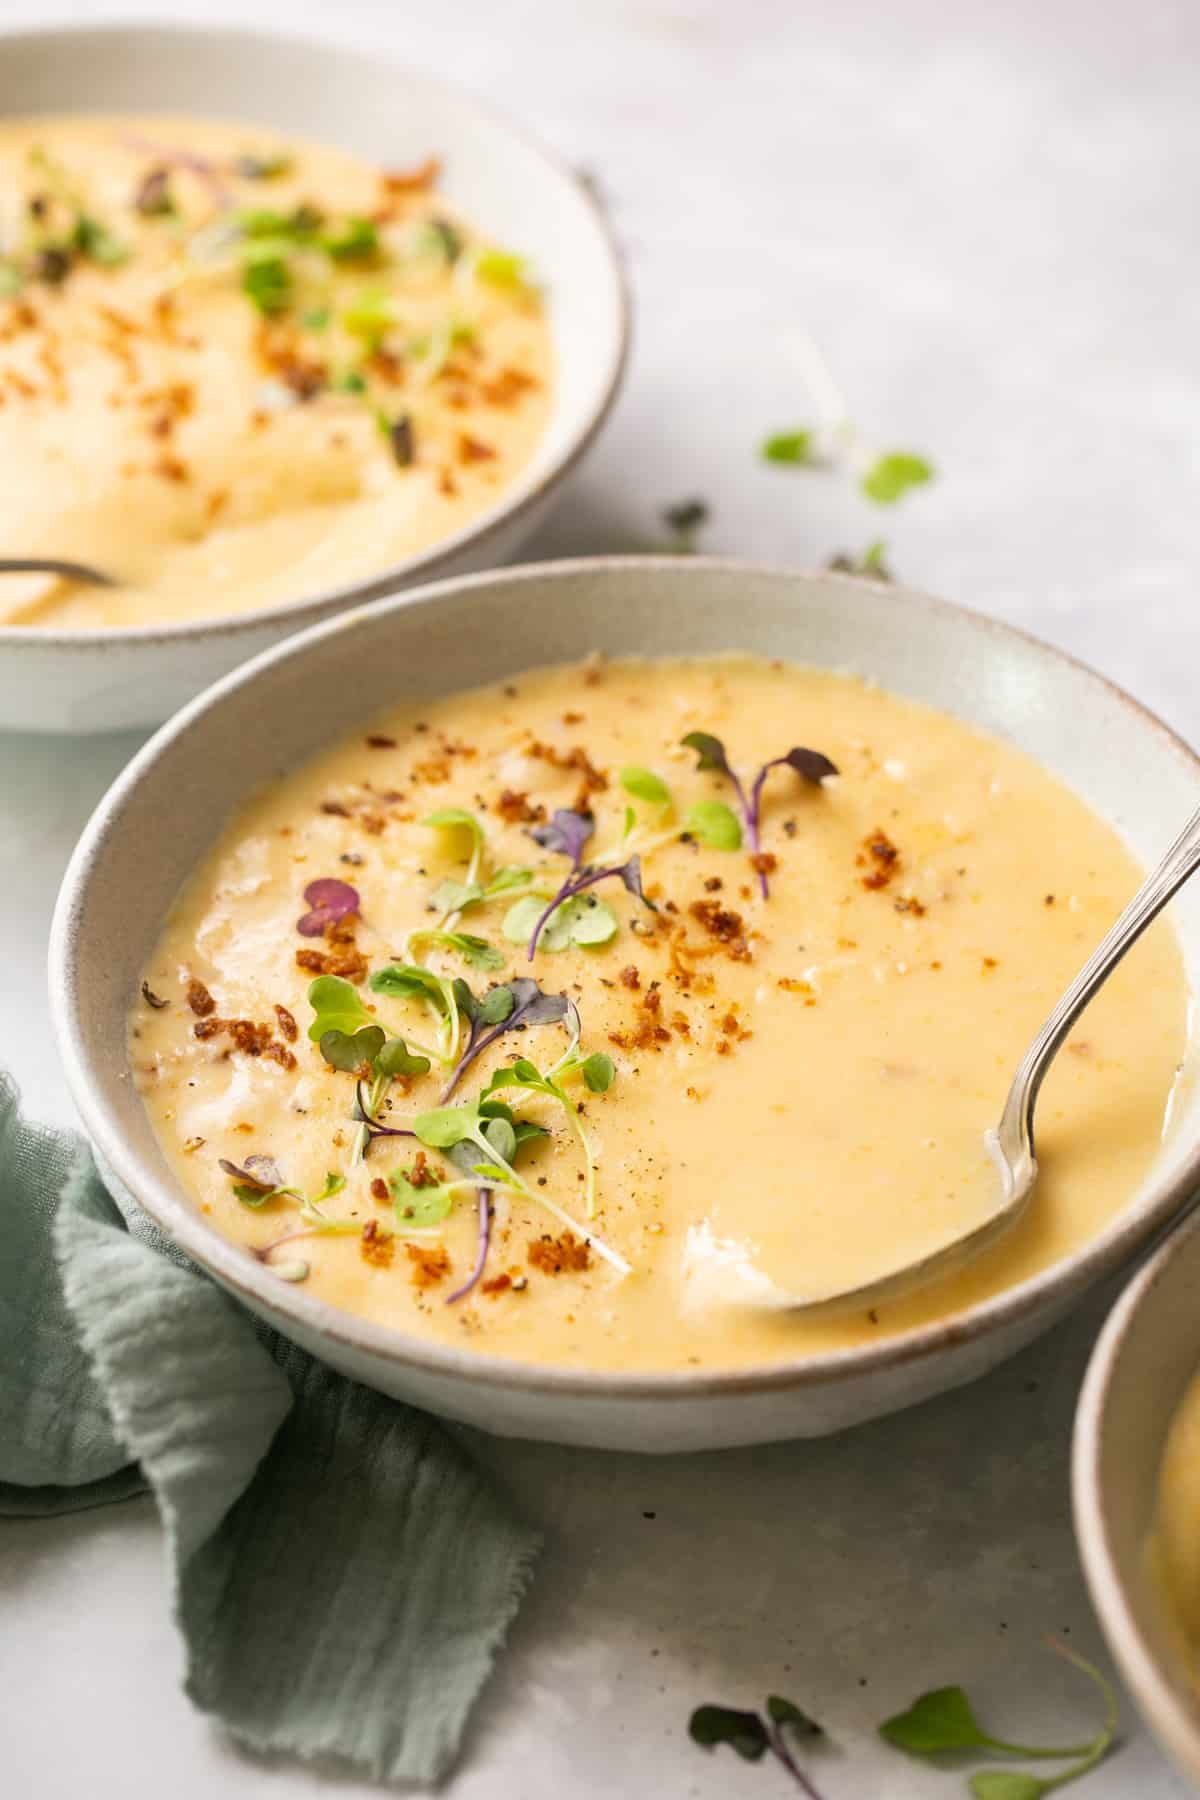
49, 555, 1200, 1401
0, 20, 631, 648
1073, 1211, 1200, 1783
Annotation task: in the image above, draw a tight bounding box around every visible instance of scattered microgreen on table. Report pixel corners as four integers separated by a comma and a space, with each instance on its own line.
689, 1694, 826, 1796
880, 1641, 1120, 1797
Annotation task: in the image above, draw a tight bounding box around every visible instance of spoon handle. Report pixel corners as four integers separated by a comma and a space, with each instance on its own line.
0, 557, 114, 587
997, 803, 1200, 1169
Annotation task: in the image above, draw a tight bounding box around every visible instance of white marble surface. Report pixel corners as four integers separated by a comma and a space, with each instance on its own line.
2, 1, 1199, 1794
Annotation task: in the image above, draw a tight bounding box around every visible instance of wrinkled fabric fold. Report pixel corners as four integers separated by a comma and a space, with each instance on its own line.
0, 1075, 540, 1784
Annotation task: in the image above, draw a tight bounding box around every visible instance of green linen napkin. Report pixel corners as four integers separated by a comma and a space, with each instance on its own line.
0, 1075, 540, 1784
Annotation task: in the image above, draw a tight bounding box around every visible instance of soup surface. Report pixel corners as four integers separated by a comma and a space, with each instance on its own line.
0, 115, 551, 629
133, 656, 1189, 1371
1149, 1369, 1200, 1674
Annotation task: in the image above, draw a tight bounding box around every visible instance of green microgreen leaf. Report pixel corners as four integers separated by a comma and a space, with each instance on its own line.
334, 368, 367, 393
368, 964, 452, 1010
502, 893, 619, 952
0, 261, 23, 297
423, 807, 485, 851
682, 799, 743, 850
581, 1052, 615, 1093
72, 214, 129, 266
409, 928, 505, 972
389, 1172, 456, 1228
302, 305, 331, 331
475, 246, 530, 288
969, 1777, 1047, 1800
323, 216, 379, 262
375, 1036, 432, 1077
241, 253, 291, 315
343, 288, 397, 343
411, 1104, 485, 1150
880, 1686, 992, 1754
688, 1706, 769, 1762
766, 1695, 821, 1736
319, 1024, 385, 1073
860, 450, 935, 505
233, 1183, 274, 1208
233, 151, 294, 181
307, 974, 372, 1041
620, 765, 671, 807
762, 429, 815, 465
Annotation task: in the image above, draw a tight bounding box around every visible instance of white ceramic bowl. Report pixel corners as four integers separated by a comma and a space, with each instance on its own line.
1074, 1213, 1200, 1788
49, 558, 1200, 1452
0, 24, 628, 734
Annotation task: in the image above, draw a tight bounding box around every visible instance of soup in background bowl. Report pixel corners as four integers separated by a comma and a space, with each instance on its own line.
0, 25, 627, 731
50, 559, 1200, 1450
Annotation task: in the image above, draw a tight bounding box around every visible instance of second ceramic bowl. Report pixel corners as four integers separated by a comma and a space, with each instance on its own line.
0, 24, 628, 732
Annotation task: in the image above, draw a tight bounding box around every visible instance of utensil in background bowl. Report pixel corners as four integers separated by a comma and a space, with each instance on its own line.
1074, 1211, 1200, 1789
0, 24, 629, 734
48, 557, 1200, 1451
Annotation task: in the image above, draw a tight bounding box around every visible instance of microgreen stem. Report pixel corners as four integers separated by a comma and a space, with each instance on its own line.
445, 1188, 493, 1304
765, 1721, 827, 1800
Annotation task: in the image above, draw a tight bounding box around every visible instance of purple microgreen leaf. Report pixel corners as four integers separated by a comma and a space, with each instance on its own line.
441, 977, 570, 1098
746, 748, 840, 897
532, 808, 595, 866
681, 731, 733, 778
297, 876, 360, 937
219, 1152, 284, 1191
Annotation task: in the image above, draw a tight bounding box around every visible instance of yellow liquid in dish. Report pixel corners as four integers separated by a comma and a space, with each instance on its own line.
132, 656, 1189, 1371
0, 115, 552, 629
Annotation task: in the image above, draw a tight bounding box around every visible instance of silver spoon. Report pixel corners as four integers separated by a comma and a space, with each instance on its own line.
725, 803, 1200, 1313
0, 557, 115, 586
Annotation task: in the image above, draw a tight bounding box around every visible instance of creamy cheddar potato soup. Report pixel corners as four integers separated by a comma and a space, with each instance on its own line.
1148, 1372, 1200, 1675
0, 116, 551, 628
132, 656, 1188, 1371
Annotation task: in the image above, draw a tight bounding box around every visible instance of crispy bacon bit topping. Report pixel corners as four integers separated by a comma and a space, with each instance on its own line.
618, 964, 641, 991
370, 1178, 389, 1201
526, 740, 609, 805
528, 1231, 591, 1275
360, 1219, 395, 1267
495, 788, 545, 824
749, 851, 778, 878
858, 828, 901, 890
383, 157, 440, 193
274, 1004, 298, 1042
480, 366, 537, 407
893, 894, 926, 916
405, 1242, 451, 1287
186, 978, 215, 1017
481, 1273, 512, 1296
687, 899, 752, 961
457, 431, 496, 464
365, 734, 397, 749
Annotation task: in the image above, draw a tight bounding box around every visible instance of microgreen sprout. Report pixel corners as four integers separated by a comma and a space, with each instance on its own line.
420, 809, 533, 930
880, 1640, 1119, 1799
762, 335, 935, 506
516, 809, 655, 959
441, 976, 569, 1099
827, 539, 892, 581
221, 1161, 356, 1269
661, 497, 710, 553
411, 1098, 630, 1274
681, 732, 838, 898
405, 927, 505, 972
367, 963, 462, 1065
689, 1694, 825, 1796
485, 1036, 615, 1217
